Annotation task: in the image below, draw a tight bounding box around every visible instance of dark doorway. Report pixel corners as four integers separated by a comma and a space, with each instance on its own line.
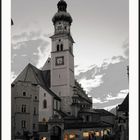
50, 126, 61, 140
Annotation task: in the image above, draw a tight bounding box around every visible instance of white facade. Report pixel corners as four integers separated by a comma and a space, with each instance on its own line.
11, 81, 39, 138
50, 20, 75, 113
39, 86, 53, 122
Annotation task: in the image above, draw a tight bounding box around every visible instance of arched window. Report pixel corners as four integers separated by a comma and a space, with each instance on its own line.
60, 44, 63, 51
57, 44, 59, 51
43, 100, 47, 108
23, 92, 26, 96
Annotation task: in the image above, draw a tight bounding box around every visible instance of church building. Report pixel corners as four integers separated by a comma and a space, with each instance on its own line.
11, 1, 115, 140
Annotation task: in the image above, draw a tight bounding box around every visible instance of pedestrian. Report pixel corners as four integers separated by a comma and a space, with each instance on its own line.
91, 133, 96, 140
88, 133, 91, 140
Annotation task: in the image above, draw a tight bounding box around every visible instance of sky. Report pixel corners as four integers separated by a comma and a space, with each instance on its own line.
11, 0, 129, 110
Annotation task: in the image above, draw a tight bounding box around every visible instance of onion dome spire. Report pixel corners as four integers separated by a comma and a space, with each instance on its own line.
57, 0, 67, 12
52, 0, 72, 25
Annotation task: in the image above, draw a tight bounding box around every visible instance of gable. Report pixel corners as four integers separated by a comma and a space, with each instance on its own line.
12, 63, 60, 100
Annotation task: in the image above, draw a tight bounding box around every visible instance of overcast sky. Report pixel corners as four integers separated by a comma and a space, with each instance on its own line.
11, 0, 129, 109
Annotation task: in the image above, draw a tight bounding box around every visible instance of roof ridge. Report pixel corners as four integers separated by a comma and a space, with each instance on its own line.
24, 63, 30, 82
29, 64, 41, 84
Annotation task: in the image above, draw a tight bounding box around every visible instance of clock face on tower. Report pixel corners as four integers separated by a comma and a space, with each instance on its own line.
55, 56, 64, 65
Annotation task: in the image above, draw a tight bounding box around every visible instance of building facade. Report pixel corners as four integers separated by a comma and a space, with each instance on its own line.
11, 1, 115, 140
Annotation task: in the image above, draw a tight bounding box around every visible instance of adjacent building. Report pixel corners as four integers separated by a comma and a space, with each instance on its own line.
115, 94, 129, 140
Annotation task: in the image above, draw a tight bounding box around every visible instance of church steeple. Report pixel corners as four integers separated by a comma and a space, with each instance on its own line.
50, 0, 75, 113
52, 0, 72, 34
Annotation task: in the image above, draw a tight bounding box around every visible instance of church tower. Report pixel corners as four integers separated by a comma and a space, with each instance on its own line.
50, 0, 75, 113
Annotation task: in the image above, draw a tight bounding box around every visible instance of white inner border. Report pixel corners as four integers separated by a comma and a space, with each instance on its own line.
2, 0, 138, 140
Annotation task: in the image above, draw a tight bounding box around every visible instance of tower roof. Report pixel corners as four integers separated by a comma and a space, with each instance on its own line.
57, 0, 67, 12
52, 0, 72, 24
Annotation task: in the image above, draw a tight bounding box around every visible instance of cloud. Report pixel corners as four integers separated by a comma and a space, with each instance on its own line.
104, 105, 117, 111
75, 65, 98, 80
76, 54, 129, 108
93, 89, 128, 109
79, 75, 104, 92
93, 98, 124, 109
11, 31, 50, 80
12, 30, 42, 41
90, 57, 128, 99
11, 72, 17, 82
105, 91, 128, 101
92, 97, 108, 104
122, 38, 129, 58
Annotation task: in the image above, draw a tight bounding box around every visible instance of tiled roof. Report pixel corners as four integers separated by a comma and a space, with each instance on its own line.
75, 80, 92, 104
12, 63, 60, 100
64, 121, 112, 129
54, 109, 68, 117
94, 109, 115, 116
79, 109, 98, 114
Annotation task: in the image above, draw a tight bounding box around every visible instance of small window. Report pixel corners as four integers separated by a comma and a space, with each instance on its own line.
21, 105, 26, 113
21, 120, 26, 128
23, 92, 26, 96
35, 96, 37, 100
34, 107, 37, 115
60, 44, 63, 51
43, 100, 47, 108
67, 112, 71, 115
57, 44, 59, 51
64, 26, 67, 30
33, 124, 35, 129
86, 116, 89, 122
44, 93, 46, 97
56, 101, 58, 110
42, 118, 46, 122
